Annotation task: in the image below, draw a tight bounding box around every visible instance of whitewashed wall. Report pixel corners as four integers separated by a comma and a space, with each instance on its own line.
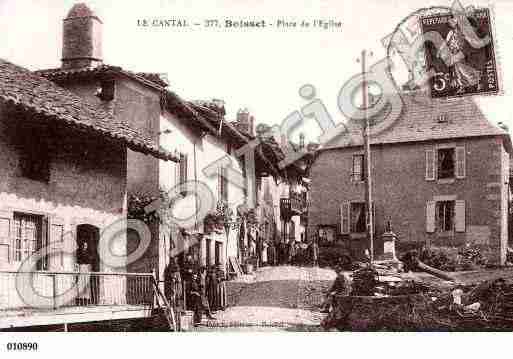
159, 111, 247, 271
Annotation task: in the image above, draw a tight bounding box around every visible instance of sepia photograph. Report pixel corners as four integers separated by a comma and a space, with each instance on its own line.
0, 0, 512, 357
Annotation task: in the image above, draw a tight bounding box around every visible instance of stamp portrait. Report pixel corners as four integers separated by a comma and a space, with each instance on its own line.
420, 8, 499, 98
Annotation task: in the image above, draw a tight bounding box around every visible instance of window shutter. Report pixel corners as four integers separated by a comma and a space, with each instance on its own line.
426, 201, 436, 233
455, 146, 466, 179
425, 149, 435, 181
455, 200, 466, 232
179, 153, 188, 196
0, 210, 13, 263
221, 167, 227, 202
340, 202, 350, 234
180, 153, 184, 183
184, 154, 188, 183
37, 216, 49, 271
50, 217, 64, 270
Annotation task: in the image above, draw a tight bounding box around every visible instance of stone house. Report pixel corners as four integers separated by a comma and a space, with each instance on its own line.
308, 93, 511, 264
159, 103, 300, 273
34, 3, 309, 284
252, 133, 314, 264
0, 58, 173, 327
158, 101, 252, 273
35, 4, 183, 291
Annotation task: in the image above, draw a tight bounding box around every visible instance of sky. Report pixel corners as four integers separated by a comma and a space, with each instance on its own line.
1, 0, 513, 144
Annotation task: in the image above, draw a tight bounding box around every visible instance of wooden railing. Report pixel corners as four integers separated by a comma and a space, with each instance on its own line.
0, 270, 154, 311
280, 192, 307, 219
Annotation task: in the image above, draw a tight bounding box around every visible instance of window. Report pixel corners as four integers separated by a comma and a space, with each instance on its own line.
179, 153, 188, 196
436, 201, 455, 232
219, 166, 229, 202
437, 148, 455, 179
12, 212, 48, 269
350, 202, 367, 233
96, 79, 115, 102
19, 131, 50, 182
426, 146, 466, 181
352, 154, 365, 182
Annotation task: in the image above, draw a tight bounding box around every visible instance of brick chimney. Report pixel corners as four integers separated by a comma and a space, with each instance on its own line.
235, 108, 254, 136
62, 3, 103, 69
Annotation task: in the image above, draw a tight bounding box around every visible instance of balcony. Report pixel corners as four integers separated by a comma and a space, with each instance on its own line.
0, 270, 157, 329
280, 192, 307, 219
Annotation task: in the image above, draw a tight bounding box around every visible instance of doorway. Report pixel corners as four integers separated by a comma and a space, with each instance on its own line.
76, 224, 100, 305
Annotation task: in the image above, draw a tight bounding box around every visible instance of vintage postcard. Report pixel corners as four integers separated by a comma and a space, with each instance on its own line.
0, 0, 512, 357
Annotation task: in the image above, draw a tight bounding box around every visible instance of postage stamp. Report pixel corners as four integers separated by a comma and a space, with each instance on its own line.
420, 8, 499, 98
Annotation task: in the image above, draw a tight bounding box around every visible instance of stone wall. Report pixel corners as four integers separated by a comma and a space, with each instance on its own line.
308, 136, 509, 264
0, 104, 128, 309
0, 103, 127, 272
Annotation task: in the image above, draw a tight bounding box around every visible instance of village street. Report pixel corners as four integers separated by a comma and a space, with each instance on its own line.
193, 266, 336, 331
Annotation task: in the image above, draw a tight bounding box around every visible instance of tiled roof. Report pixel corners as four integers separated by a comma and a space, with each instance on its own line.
36, 65, 167, 91
188, 101, 250, 144
0, 59, 177, 161
136, 72, 169, 88
323, 92, 510, 150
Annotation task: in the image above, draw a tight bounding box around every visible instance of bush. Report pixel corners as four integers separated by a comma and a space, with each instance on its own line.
401, 246, 488, 272
458, 245, 488, 270
419, 247, 458, 272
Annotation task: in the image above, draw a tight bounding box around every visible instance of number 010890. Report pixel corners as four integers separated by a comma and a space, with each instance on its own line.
6, 342, 38, 351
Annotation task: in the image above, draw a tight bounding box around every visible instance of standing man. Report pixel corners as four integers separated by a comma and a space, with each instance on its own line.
216, 265, 228, 310
181, 254, 195, 310
206, 265, 218, 311
199, 266, 215, 320
191, 268, 216, 326
164, 258, 182, 310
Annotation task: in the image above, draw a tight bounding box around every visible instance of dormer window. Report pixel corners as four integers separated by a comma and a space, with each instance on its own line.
96, 79, 115, 101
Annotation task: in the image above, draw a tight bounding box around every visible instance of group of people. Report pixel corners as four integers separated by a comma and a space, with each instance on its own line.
164, 255, 228, 326
263, 240, 313, 266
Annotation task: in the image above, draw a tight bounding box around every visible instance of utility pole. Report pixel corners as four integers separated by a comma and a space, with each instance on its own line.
360, 49, 374, 263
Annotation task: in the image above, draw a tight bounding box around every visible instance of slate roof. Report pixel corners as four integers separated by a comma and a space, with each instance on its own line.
322, 92, 510, 151
0, 59, 177, 161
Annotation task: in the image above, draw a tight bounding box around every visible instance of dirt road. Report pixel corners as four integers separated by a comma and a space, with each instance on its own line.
192, 265, 336, 331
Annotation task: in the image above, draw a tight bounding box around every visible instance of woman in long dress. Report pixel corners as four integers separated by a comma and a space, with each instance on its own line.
216, 265, 227, 310
76, 241, 92, 305
164, 258, 182, 310
206, 265, 218, 311
441, 16, 482, 93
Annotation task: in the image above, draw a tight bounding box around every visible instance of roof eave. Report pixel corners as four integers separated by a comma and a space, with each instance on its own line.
2, 97, 177, 162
